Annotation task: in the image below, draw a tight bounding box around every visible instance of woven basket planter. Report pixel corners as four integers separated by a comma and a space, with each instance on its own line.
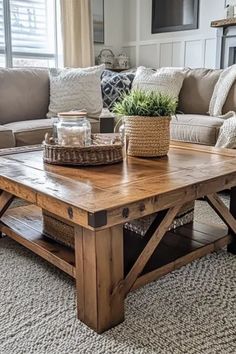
124, 116, 171, 157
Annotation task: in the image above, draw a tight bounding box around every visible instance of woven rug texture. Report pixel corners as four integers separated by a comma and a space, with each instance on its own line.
1, 195, 236, 354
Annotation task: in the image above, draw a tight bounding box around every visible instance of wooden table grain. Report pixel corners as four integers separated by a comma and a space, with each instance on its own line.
0, 141, 236, 333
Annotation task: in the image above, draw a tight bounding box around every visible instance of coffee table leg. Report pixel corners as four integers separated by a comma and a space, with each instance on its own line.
0, 191, 14, 239
74, 225, 124, 333
228, 187, 236, 254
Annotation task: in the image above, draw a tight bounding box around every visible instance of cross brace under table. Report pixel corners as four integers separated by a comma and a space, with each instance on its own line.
0, 189, 236, 333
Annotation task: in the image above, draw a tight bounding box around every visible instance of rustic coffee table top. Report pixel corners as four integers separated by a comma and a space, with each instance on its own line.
0, 141, 236, 230
1, 141, 236, 334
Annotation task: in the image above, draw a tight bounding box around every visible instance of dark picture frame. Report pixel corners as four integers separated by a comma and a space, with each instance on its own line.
152, 0, 199, 34
93, 0, 105, 43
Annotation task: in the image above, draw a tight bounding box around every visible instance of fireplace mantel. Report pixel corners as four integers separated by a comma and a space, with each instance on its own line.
211, 18, 236, 28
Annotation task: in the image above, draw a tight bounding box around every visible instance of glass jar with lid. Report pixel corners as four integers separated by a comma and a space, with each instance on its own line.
56, 111, 91, 147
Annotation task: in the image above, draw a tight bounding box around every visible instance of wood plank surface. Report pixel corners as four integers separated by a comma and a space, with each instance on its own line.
0, 144, 235, 233
131, 228, 231, 292
211, 18, 236, 28
0, 191, 14, 218
0, 154, 236, 230
3, 147, 235, 190
1, 206, 75, 277
0, 204, 231, 296
124, 221, 229, 276
206, 194, 236, 234
120, 204, 183, 296
75, 225, 124, 333
170, 141, 236, 157
184, 221, 228, 237
1, 143, 236, 333
228, 187, 236, 253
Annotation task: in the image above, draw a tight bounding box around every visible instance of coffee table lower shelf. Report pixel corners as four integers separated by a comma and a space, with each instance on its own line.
0, 205, 232, 291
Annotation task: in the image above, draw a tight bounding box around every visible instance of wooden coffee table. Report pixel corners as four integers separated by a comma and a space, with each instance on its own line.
1, 142, 236, 333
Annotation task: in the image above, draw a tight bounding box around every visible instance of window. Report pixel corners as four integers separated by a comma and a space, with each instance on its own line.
0, 0, 58, 67
0, 1, 6, 66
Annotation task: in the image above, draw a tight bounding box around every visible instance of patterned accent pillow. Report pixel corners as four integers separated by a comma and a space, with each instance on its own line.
47, 65, 105, 118
101, 70, 135, 110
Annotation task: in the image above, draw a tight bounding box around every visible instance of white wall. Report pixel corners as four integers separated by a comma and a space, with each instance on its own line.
122, 0, 227, 69
94, 0, 125, 57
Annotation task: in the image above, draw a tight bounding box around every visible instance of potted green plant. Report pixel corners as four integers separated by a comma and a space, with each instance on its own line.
113, 90, 177, 157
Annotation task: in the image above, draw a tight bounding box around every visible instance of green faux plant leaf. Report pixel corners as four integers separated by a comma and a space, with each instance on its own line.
113, 90, 178, 117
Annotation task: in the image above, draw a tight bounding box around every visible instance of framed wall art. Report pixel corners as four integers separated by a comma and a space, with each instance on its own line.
93, 0, 105, 43
152, 0, 199, 34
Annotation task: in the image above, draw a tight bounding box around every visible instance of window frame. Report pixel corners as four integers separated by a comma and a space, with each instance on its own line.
1, 0, 58, 68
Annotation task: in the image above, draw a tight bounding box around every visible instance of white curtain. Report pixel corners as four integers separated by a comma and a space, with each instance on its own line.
60, 0, 94, 68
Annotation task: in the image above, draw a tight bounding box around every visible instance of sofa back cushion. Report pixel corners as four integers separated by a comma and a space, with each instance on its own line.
178, 68, 221, 115
0, 68, 49, 124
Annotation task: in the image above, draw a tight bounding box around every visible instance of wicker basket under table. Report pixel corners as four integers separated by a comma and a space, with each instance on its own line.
43, 201, 195, 249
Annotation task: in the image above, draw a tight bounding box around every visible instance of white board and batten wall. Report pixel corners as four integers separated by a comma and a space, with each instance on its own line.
94, 0, 125, 58
121, 0, 232, 69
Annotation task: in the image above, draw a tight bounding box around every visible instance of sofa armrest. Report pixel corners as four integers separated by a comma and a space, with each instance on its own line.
0, 126, 15, 148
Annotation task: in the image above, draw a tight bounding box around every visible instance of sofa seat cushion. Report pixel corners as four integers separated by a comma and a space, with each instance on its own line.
170, 114, 224, 146
4, 118, 100, 147
0, 126, 15, 148
4, 119, 53, 146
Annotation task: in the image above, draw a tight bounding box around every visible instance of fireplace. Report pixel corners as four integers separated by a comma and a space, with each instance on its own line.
228, 46, 236, 66
212, 19, 236, 68
221, 26, 236, 68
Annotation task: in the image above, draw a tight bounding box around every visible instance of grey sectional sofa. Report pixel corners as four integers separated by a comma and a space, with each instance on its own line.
0, 68, 100, 148
0, 67, 235, 149
171, 68, 235, 146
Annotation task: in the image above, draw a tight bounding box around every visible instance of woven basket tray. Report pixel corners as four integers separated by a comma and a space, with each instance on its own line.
43, 133, 123, 166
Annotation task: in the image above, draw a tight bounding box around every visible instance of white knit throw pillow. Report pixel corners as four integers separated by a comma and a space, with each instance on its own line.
132, 66, 185, 100
47, 65, 105, 118
209, 64, 236, 117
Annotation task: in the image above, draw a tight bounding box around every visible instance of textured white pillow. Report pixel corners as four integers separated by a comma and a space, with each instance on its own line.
47, 65, 105, 118
132, 66, 185, 100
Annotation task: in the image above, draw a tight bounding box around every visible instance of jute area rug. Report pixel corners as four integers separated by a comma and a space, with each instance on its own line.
0, 195, 236, 354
